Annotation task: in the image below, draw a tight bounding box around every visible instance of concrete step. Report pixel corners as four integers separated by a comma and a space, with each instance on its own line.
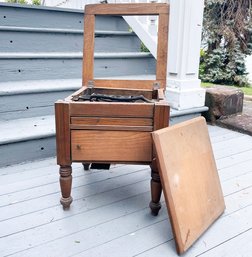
0, 3, 129, 31
0, 52, 155, 82
0, 26, 141, 53
0, 106, 208, 167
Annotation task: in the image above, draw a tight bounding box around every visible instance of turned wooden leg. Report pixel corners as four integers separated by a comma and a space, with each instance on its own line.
59, 165, 73, 210
149, 159, 162, 216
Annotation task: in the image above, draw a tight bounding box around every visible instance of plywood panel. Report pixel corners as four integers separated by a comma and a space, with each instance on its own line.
152, 117, 225, 254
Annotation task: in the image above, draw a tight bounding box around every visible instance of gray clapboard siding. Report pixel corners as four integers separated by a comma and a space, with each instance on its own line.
0, 29, 141, 53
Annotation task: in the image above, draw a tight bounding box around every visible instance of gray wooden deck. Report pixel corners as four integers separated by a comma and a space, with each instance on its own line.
0, 125, 252, 257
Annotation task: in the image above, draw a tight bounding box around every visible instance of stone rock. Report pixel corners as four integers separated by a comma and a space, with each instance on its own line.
203, 86, 244, 124
216, 114, 252, 136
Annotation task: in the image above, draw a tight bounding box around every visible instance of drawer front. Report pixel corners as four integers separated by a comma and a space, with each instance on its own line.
71, 130, 152, 162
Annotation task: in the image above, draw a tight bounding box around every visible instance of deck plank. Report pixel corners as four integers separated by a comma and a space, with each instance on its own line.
0, 125, 252, 257
0, 165, 147, 205
0, 170, 150, 222
198, 228, 252, 257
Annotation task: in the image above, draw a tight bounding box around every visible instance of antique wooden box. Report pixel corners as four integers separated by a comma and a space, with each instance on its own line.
55, 3, 170, 215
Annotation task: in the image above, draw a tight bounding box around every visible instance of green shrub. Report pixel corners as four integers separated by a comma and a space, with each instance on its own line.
201, 0, 252, 87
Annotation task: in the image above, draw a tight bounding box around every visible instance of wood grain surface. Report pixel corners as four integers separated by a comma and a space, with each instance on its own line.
71, 130, 152, 162
152, 117, 225, 254
85, 4, 169, 15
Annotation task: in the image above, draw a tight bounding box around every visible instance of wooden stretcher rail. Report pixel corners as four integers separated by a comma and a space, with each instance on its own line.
90, 79, 165, 90
70, 125, 153, 132
85, 4, 169, 15
69, 102, 154, 118
71, 117, 153, 126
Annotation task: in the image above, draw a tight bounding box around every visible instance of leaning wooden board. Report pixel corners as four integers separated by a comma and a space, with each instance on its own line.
152, 117, 225, 254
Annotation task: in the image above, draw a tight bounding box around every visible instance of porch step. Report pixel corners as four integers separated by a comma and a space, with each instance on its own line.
0, 52, 155, 82
0, 2, 129, 31
0, 105, 207, 167
170, 106, 209, 125
0, 75, 156, 121
0, 79, 81, 121
0, 116, 56, 167
0, 26, 141, 53
0, 3, 150, 82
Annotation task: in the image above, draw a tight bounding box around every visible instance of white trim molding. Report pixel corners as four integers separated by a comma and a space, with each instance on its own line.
166, 0, 205, 110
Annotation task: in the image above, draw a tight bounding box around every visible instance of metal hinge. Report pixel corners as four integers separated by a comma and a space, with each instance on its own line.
88, 80, 94, 88
153, 82, 160, 90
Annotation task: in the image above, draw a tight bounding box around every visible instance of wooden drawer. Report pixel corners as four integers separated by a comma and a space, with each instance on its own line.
71, 130, 152, 162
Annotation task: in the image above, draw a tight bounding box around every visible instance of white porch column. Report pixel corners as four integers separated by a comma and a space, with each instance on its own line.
166, 0, 205, 110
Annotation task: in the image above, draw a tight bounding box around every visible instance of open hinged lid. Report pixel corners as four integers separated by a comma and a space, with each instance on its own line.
82, 3, 169, 91
152, 117, 225, 254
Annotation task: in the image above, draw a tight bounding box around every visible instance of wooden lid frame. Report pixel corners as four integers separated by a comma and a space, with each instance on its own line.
82, 3, 169, 90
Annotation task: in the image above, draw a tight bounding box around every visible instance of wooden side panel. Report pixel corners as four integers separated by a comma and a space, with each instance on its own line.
156, 13, 169, 86
71, 130, 152, 162
69, 102, 154, 118
82, 14, 95, 86
153, 103, 170, 130
85, 4, 169, 15
152, 117, 225, 254
55, 101, 71, 165
71, 117, 153, 126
